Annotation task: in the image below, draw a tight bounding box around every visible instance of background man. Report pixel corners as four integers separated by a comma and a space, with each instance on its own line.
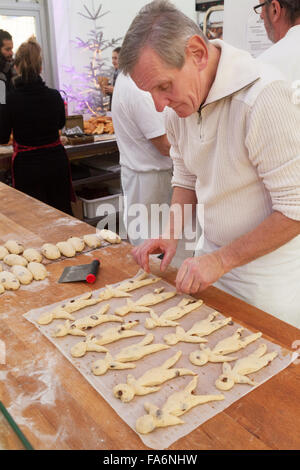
257, 0, 300, 82
118, 0, 300, 328
103, 46, 121, 111
0, 30, 15, 94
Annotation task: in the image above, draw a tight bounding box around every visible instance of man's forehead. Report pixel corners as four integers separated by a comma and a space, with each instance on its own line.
131, 47, 175, 90
2, 39, 13, 49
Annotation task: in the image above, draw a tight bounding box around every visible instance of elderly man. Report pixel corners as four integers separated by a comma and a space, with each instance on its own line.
256, 0, 300, 82
118, 0, 300, 328
0, 30, 15, 95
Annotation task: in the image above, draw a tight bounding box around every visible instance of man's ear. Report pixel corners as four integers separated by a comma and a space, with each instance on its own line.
270, 0, 282, 23
185, 35, 209, 71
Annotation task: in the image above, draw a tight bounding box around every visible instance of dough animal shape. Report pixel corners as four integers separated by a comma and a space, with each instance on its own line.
71, 321, 144, 357
56, 241, 76, 258
52, 305, 123, 337
11, 265, 33, 285
92, 334, 169, 376
4, 254, 28, 267
115, 291, 176, 317
67, 237, 85, 252
215, 344, 278, 391
113, 351, 196, 403
164, 312, 232, 346
27, 262, 48, 281
98, 285, 131, 301
136, 376, 225, 434
0, 246, 9, 260
117, 272, 161, 293
37, 292, 102, 325
98, 229, 121, 244
23, 248, 42, 263
52, 320, 88, 338
190, 328, 262, 366
0, 271, 20, 290
4, 240, 24, 255
83, 234, 102, 249
41, 243, 61, 260
145, 298, 203, 329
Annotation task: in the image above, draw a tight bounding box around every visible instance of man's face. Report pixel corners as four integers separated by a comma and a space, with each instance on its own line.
260, 1, 276, 42
131, 46, 205, 118
112, 52, 119, 69
0, 39, 14, 62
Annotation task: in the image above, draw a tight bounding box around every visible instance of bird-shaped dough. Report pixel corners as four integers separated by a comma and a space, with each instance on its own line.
164, 312, 232, 345
145, 298, 203, 329
136, 376, 224, 434
116, 272, 161, 293
115, 290, 176, 317
113, 351, 196, 402
71, 321, 145, 357
215, 344, 278, 391
190, 328, 262, 366
91, 334, 169, 376
52, 305, 122, 337
38, 292, 102, 325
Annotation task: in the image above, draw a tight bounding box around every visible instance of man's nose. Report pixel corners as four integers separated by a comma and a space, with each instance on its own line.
152, 95, 169, 113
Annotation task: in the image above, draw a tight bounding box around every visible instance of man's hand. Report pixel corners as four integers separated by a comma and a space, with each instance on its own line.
103, 85, 114, 95
132, 238, 178, 273
176, 252, 225, 294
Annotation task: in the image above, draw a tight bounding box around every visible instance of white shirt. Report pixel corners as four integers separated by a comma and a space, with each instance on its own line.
258, 25, 300, 83
112, 72, 172, 172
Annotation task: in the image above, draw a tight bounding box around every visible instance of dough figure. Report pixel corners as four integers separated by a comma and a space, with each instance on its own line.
52, 304, 122, 337
83, 234, 102, 249
71, 321, 144, 357
67, 237, 85, 253
164, 312, 232, 346
190, 328, 262, 366
0, 271, 20, 290
27, 262, 48, 281
116, 272, 161, 293
215, 344, 278, 391
11, 265, 33, 285
98, 229, 121, 244
0, 246, 9, 260
4, 254, 28, 267
115, 291, 176, 317
38, 292, 102, 325
145, 298, 203, 329
136, 376, 224, 434
113, 351, 196, 403
98, 285, 132, 302
91, 334, 169, 376
56, 241, 76, 258
41, 243, 61, 260
4, 240, 24, 255
23, 248, 42, 263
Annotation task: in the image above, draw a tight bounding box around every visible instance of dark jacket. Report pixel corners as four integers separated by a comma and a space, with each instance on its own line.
0, 75, 65, 145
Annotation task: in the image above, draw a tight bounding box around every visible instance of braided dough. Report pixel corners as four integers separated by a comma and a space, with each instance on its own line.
190, 328, 262, 366
52, 304, 122, 337
115, 290, 176, 317
113, 351, 196, 403
38, 292, 102, 325
91, 334, 169, 376
164, 312, 232, 345
145, 298, 203, 329
136, 376, 224, 434
215, 344, 278, 391
71, 321, 145, 357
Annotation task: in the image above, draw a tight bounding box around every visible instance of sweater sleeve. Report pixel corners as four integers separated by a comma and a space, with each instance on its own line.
246, 80, 300, 221
0, 102, 12, 144
165, 110, 196, 191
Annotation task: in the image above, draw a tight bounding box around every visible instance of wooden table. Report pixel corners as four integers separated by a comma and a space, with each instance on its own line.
0, 183, 299, 450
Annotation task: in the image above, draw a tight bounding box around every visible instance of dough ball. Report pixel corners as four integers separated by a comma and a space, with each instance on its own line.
0, 271, 20, 291
41, 243, 61, 260
83, 234, 102, 249
4, 254, 28, 267
98, 229, 121, 244
0, 283, 4, 295
0, 246, 9, 260
11, 265, 33, 285
28, 262, 48, 281
0, 264, 2, 272
23, 248, 43, 263
67, 237, 85, 253
4, 240, 24, 255
56, 241, 76, 258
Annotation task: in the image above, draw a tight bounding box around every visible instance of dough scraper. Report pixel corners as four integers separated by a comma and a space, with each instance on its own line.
58, 259, 100, 284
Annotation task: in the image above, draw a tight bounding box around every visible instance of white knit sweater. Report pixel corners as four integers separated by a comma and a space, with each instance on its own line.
166, 40, 300, 247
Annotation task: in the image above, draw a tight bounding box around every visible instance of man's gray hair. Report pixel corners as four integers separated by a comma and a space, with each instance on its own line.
277, 0, 300, 23
119, 0, 208, 75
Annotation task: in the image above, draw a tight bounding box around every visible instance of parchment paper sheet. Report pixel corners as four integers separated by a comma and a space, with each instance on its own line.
24, 271, 297, 450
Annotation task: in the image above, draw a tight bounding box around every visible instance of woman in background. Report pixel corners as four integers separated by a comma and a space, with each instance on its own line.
0, 37, 73, 214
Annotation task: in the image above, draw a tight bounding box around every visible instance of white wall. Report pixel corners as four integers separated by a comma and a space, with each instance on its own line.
50, 0, 196, 111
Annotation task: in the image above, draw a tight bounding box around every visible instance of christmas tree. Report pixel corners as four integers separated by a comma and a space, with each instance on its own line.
63, 1, 122, 115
